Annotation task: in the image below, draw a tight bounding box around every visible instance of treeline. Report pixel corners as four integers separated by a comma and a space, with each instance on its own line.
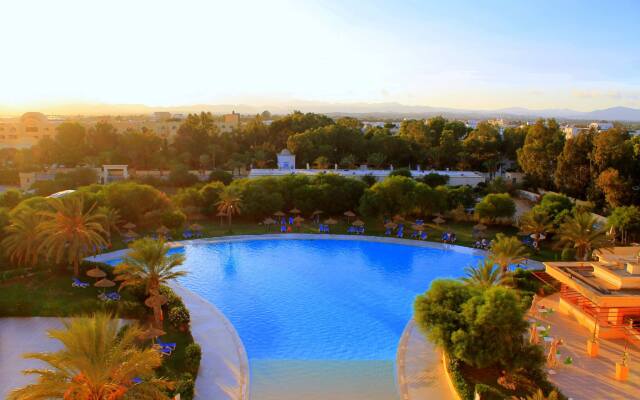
0, 111, 638, 211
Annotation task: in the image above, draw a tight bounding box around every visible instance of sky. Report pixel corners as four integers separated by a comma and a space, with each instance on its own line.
1, 0, 639, 112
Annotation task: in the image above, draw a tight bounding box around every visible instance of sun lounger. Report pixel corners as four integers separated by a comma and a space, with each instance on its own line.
72, 277, 89, 288
384, 228, 391, 236
157, 339, 177, 350
420, 231, 428, 240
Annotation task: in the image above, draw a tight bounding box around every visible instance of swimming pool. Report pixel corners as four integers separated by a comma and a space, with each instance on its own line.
169, 237, 482, 400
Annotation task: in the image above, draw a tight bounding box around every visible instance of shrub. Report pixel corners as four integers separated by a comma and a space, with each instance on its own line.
173, 372, 195, 400
475, 193, 516, 222
159, 285, 184, 309
561, 247, 576, 261
168, 305, 191, 330
474, 383, 507, 400
447, 357, 474, 400
161, 209, 187, 230
169, 165, 200, 187
209, 169, 233, 185
418, 173, 449, 187
389, 167, 412, 178
184, 343, 202, 376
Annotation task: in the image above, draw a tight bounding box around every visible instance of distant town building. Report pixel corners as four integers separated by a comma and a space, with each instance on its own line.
465, 120, 479, 129
276, 149, 296, 170
0, 112, 63, 149
562, 125, 589, 140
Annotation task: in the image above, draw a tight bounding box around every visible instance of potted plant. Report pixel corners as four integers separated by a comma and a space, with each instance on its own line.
616, 345, 630, 381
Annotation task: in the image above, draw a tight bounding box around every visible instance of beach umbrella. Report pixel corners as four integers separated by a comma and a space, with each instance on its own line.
473, 223, 487, 231
123, 222, 136, 230
352, 219, 365, 227
392, 214, 405, 223
289, 208, 301, 214
138, 327, 166, 341
145, 294, 168, 325
293, 216, 305, 223
95, 278, 115, 288
530, 233, 546, 241
156, 225, 170, 235
190, 223, 203, 231
86, 267, 107, 278
273, 211, 286, 217
411, 224, 425, 231
263, 217, 276, 225
384, 222, 398, 229
123, 230, 139, 238
311, 210, 323, 216
344, 210, 356, 223
432, 216, 445, 225
324, 218, 338, 225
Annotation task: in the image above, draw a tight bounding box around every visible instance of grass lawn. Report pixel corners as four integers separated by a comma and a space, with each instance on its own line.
118, 217, 561, 262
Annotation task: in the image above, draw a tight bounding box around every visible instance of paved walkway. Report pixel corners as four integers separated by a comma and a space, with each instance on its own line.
534, 294, 640, 400
0, 317, 65, 398
396, 320, 456, 400
172, 284, 249, 400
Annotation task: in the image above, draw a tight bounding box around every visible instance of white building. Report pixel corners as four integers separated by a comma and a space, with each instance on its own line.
589, 122, 614, 131
252, 150, 484, 186
276, 149, 296, 170
562, 125, 589, 140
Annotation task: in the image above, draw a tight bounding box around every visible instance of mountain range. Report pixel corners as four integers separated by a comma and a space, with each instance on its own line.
2, 102, 640, 122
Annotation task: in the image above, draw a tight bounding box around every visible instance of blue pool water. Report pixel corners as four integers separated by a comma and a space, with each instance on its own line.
169, 238, 482, 399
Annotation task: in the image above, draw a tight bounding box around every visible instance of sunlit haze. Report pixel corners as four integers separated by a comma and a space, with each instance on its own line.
2, 0, 639, 113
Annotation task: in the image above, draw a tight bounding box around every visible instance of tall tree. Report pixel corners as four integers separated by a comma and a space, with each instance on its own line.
37, 196, 107, 276
554, 132, 593, 198
517, 119, 564, 189
173, 112, 218, 168
216, 187, 243, 230
556, 211, 610, 261
1, 207, 41, 267
596, 168, 631, 208
114, 238, 186, 296
518, 209, 553, 249
462, 260, 511, 287
488, 233, 529, 272
591, 127, 632, 175
463, 122, 502, 172
52, 122, 89, 167
8, 313, 173, 400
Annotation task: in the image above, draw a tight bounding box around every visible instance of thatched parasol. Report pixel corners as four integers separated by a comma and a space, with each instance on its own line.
87, 267, 107, 278
392, 214, 405, 223
293, 216, 305, 223
263, 217, 276, 225
273, 211, 286, 217
156, 225, 170, 235
144, 294, 168, 308
311, 210, 323, 216
138, 327, 166, 340
432, 216, 445, 225
352, 219, 365, 227
123, 222, 136, 230
384, 221, 398, 229
344, 211, 356, 217
123, 230, 139, 238
473, 223, 487, 231
324, 218, 338, 225
411, 224, 425, 231
289, 208, 301, 214
531, 233, 546, 241
190, 223, 203, 231
94, 278, 115, 288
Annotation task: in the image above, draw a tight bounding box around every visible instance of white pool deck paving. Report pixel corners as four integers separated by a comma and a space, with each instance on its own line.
0, 317, 65, 399
397, 319, 456, 400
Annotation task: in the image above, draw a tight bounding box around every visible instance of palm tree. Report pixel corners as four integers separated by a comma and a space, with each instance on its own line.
1, 207, 41, 267
519, 209, 553, 249
556, 211, 611, 261
462, 260, 511, 287
216, 188, 242, 231
98, 206, 122, 246
114, 238, 186, 296
488, 233, 529, 272
37, 196, 108, 276
8, 312, 173, 400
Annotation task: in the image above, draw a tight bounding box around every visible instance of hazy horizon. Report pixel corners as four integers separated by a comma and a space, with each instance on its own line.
2, 0, 639, 112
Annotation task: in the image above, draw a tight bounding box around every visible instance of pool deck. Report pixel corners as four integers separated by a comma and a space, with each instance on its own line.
396, 319, 456, 400
172, 283, 249, 400
533, 294, 640, 400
